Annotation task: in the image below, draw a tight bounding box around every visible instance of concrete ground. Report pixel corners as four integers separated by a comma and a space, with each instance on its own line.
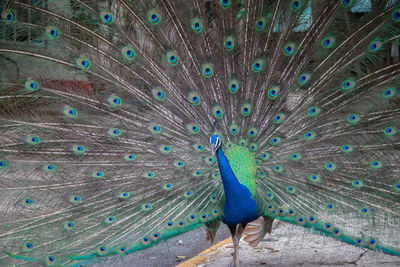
94, 221, 400, 267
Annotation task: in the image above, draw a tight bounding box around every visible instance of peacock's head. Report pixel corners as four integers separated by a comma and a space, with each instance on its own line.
210, 134, 222, 156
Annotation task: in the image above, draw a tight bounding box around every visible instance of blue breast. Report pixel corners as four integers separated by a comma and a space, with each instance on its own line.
216, 147, 258, 225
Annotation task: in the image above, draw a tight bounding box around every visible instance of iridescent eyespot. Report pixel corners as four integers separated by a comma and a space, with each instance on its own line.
166, 51, 179, 66
368, 40, 382, 53
219, 0, 231, 9
326, 203, 335, 211
341, 0, 353, 7
142, 172, 156, 178
368, 238, 378, 248
291, 0, 303, 11
148, 124, 162, 134
266, 204, 274, 211
228, 79, 239, 94
163, 183, 173, 190
383, 126, 397, 137
322, 36, 335, 48
324, 223, 332, 231
255, 17, 266, 31
108, 128, 122, 138
272, 164, 284, 173
370, 160, 382, 169
124, 153, 136, 161
193, 170, 203, 177
76, 57, 90, 70
241, 103, 252, 117
273, 113, 285, 124
2, 10, 15, 24
252, 59, 264, 72
184, 191, 193, 198
267, 86, 280, 100
64, 221, 76, 230
392, 9, 400, 22
341, 79, 356, 91
0, 160, 7, 170
25, 135, 40, 145
303, 131, 316, 140
307, 106, 321, 117
308, 216, 316, 223
223, 36, 235, 51
173, 160, 185, 168
187, 123, 200, 134
142, 203, 152, 211
246, 142, 257, 152
247, 127, 258, 138
340, 144, 354, 153
118, 247, 127, 254
46, 26, 59, 39
188, 92, 201, 106
286, 185, 296, 194
205, 157, 215, 165
152, 232, 160, 241
25, 79, 39, 92
283, 42, 296, 56
290, 153, 301, 161
166, 221, 175, 229
202, 63, 214, 78
239, 139, 248, 147
194, 144, 205, 152
92, 171, 104, 179
325, 162, 337, 171
269, 136, 281, 146
21, 198, 33, 206
62, 106, 78, 118
211, 171, 220, 179
212, 106, 224, 119
42, 164, 56, 173
46, 256, 56, 265
118, 192, 130, 199
355, 238, 364, 246
122, 46, 136, 60
142, 236, 151, 245
382, 88, 396, 98
148, 9, 161, 25
100, 11, 113, 24
229, 124, 239, 136
108, 95, 122, 108
351, 179, 364, 189
23, 241, 34, 251
191, 18, 203, 33
360, 207, 370, 215
333, 228, 341, 237
266, 192, 274, 201
152, 88, 167, 101
296, 217, 305, 224
69, 195, 81, 204
298, 73, 311, 85
347, 113, 360, 124
309, 174, 321, 183
188, 214, 198, 223
210, 195, 218, 203
260, 152, 270, 161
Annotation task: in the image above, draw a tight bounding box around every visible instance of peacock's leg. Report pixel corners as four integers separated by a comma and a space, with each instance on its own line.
228, 223, 247, 267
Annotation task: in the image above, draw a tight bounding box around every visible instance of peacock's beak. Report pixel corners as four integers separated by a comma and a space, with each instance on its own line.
211, 144, 217, 156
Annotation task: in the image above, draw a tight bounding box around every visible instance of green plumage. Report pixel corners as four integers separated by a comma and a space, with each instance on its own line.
225, 144, 257, 196
0, 0, 400, 266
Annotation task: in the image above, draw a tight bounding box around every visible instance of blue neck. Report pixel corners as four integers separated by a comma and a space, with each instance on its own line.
216, 146, 258, 225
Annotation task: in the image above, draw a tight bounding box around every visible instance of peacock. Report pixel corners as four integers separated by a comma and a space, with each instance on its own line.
0, 0, 400, 266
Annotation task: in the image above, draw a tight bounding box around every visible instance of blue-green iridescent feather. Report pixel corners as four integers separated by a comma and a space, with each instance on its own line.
0, 0, 400, 266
